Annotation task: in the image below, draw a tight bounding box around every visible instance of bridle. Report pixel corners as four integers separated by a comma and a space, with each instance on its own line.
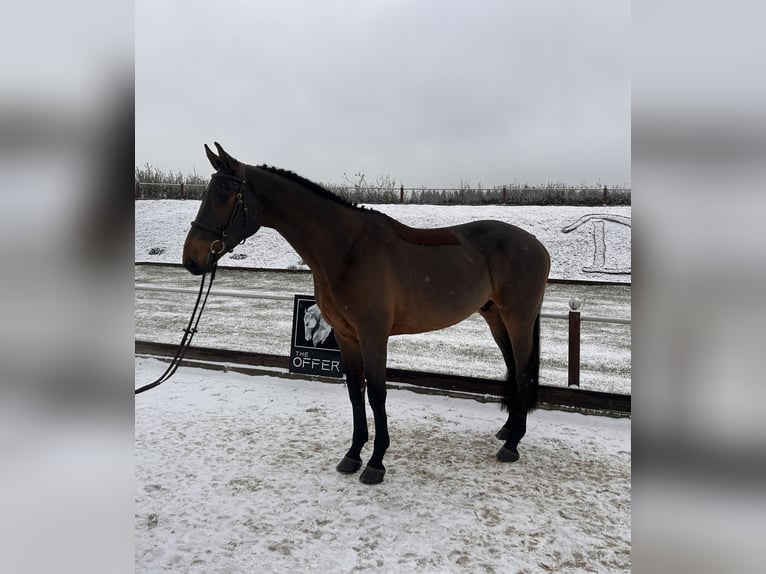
190, 171, 250, 257
135, 171, 251, 395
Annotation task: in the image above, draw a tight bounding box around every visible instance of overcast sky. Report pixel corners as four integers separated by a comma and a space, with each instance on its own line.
136, 0, 630, 188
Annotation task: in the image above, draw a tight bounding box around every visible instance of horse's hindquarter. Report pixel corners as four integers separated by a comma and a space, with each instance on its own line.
455, 220, 550, 311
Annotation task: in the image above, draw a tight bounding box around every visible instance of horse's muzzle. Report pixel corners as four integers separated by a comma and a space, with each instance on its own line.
184, 256, 206, 275
183, 236, 223, 275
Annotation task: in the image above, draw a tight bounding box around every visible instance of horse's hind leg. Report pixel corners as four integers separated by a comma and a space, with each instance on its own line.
495, 314, 541, 463
479, 301, 519, 439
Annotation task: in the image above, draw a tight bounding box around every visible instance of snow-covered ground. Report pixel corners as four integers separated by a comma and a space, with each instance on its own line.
135, 357, 631, 573
135, 200, 631, 571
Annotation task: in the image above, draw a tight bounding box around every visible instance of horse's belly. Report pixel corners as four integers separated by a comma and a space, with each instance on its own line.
390, 285, 489, 335
391, 314, 471, 335
388, 251, 491, 334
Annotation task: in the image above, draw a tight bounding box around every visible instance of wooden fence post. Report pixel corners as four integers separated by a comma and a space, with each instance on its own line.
180, 182, 185, 200
135, 181, 141, 199
400, 184, 404, 203
502, 185, 507, 204
568, 298, 581, 387
602, 185, 608, 206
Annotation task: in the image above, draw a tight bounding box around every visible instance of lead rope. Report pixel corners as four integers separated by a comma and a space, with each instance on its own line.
135, 263, 217, 394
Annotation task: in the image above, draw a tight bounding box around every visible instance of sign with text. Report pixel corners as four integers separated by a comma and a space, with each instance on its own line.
289, 295, 345, 378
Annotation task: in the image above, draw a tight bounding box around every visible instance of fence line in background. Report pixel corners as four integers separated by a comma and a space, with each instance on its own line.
135, 261, 631, 287
135, 340, 630, 415
135, 283, 630, 389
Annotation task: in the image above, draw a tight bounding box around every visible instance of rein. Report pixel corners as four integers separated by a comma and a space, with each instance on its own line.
135, 170, 249, 395
134, 262, 217, 394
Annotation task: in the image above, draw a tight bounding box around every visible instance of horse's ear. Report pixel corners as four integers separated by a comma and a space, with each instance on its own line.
204, 143, 224, 171
213, 142, 241, 173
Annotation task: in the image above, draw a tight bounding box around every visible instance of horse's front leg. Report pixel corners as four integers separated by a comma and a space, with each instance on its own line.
358, 334, 390, 485
359, 380, 389, 484
335, 336, 368, 474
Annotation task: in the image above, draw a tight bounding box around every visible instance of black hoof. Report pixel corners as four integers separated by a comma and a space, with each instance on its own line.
496, 446, 520, 462
336, 456, 362, 474
359, 465, 386, 485
495, 426, 512, 440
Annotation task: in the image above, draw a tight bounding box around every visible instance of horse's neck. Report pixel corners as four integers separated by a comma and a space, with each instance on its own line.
255, 169, 363, 273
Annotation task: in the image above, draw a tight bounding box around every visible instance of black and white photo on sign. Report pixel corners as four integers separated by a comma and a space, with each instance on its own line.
294, 298, 338, 350
303, 304, 333, 347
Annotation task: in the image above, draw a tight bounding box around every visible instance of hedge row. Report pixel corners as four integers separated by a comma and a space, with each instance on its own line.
135, 182, 630, 206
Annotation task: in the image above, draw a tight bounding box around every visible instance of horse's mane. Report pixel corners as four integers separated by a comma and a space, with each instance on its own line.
252, 164, 459, 245
256, 164, 370, 212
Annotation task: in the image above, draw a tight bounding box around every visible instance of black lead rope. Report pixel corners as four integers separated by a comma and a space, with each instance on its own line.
135, 264, 217, 395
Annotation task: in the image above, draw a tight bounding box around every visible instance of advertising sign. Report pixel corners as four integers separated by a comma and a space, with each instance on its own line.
288, 295, 345, 378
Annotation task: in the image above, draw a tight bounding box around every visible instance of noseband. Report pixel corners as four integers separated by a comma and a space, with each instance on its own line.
190, 172, 249, 254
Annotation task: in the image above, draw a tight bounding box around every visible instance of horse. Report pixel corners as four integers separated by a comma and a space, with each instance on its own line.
183, 142, 550, 484
304, 304, 333, 347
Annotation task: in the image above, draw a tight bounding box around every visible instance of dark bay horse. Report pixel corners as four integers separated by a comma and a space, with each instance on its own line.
183, 143, 550, 484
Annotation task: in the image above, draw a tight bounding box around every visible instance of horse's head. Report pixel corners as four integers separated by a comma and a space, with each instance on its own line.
182, 142, 263, 274
304, 305, 320, 341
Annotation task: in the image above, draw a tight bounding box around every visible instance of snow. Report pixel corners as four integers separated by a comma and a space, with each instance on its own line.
135, 201, 631, 283
135, 201, 631, 394
135, 265, 631, 395
136, 200, 631, 571
135, 358, 631, 573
